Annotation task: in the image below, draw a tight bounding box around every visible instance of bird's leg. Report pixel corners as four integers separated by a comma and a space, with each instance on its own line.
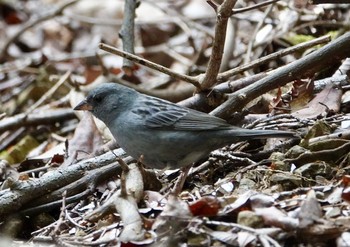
171, 165, 192, 195
115, 155, 129, 198
135, 154, 146, 187
116, 158, 129, 198
137, 154, 145, 167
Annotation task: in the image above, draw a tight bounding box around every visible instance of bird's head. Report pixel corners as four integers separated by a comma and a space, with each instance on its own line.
74, 83, 136, 124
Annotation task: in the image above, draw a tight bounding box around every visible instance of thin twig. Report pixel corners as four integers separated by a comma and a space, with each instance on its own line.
0, 108, 75, 133
217, 35, 331, 81
210, 32, 350, 118
99, 43, 201, 88
232, 0, 280, 15
52, 191, 67, 236
244, 3, 274, 65
25, 71, 71, 115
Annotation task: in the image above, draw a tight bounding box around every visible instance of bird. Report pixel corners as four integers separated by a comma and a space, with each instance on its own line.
74, 83, 295, 170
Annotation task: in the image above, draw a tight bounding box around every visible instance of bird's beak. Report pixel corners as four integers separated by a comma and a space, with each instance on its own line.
74, 100, 93, 111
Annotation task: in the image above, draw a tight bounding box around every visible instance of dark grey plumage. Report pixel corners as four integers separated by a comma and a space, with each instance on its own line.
74, 83, 295, 169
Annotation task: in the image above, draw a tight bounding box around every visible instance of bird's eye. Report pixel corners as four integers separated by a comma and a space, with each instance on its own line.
93, 94, 103, 103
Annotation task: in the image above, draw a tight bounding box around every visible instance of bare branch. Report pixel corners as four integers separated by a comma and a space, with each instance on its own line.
211, 32, 350, 118
99, 43, 201, 88
200, 0, 237, 90
119, 0, 139, 74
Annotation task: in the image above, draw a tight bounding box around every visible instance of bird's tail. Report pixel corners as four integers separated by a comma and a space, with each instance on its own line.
227, 128, 298, 140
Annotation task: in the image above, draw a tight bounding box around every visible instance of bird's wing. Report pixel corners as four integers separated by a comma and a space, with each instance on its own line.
133, 97, 231, 130
171, 109, 232, 130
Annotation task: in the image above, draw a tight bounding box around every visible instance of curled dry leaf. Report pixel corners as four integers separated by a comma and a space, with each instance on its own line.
292, 84, 342, 119
62, 113, 104, 166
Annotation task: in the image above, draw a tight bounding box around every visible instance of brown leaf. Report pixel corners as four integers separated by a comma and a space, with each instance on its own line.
290, 79, 314, 111
292, 84, 342, 119
341, 175, 350, 203
189, 196, 221, 216
62, 113, 104, 166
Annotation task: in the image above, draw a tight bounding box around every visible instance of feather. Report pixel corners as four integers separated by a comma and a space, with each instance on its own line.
133, 96, 232, 130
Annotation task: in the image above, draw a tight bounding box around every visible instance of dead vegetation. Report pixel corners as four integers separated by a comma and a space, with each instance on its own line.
1, 0, 350, 246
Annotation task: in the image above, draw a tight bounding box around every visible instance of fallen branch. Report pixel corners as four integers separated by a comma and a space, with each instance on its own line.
0, 108, 76, 133
211, 32, 350, 118
0, 149, 126, 218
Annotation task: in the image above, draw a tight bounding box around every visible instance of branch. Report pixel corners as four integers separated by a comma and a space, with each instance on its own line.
232, 0, 280, 15
0, 108, 75, 133
179, 36, 331, 111
210, 32, 350, 118
217, 35, 331, 82
119, 0, 138, 74
99, 43, 201, 88
200, 0, 237, 90
0, 149, 126, 218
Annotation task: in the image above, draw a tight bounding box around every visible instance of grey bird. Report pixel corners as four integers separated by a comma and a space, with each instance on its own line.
74, 83, 295, 169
